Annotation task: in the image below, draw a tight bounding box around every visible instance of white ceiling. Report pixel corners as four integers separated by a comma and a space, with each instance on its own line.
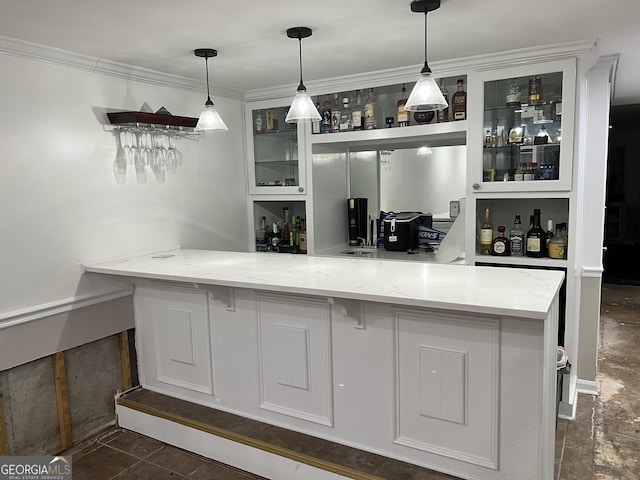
1, 0, 639, 104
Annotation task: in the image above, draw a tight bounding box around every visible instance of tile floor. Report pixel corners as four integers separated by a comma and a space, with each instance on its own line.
67, 283, 640, 480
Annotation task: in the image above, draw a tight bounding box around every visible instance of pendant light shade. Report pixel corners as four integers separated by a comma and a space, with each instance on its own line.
404, 0, 448, 112
194, 48, 228, 133
285, 27, 322, 123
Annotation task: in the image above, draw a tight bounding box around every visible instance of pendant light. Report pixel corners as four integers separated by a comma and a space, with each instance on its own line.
285, 27, 322, 123
194, 48, 228, 132
404, 0, 448, 112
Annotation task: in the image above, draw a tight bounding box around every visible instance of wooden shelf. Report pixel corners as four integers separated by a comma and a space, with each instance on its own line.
107, 111, 198, 128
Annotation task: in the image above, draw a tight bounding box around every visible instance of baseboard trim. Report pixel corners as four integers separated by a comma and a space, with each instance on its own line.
576, 378, 599, 396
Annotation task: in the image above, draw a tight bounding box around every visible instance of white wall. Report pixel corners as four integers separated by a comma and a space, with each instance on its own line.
0, 53, 249, 320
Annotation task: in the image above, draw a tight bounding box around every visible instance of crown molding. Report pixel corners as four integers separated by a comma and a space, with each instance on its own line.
246, 39, 596, 102
0, 35, 245, 100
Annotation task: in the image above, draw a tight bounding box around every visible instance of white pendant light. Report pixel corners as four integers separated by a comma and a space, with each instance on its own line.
405, 0, 448, 112
194, 48, 228, 132
285, 27, 322, 123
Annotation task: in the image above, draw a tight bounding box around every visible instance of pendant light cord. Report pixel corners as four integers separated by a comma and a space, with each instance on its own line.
205, 56, 213, 104
421, 10, 432, 74
297, 35, 306, 92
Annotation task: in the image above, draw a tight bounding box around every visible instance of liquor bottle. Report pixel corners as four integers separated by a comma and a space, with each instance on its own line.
271, 222, 280, 251
255, 110, 263, 133
340, 97, 353, 131
290, 215, 298, 249
452, 79, 467, 121
352, 90, 364, 130
514, 164, 525, 181
505, 79, 521, 107
437, 79, 449, 122
298, 217, 308, 253
545, 219, 555, 251
321, 95, 333, 133
479, 208, 493, 255
528, 76, 542, 105
331, 93, 341, 133
526, 209, 545, 258
491, 226, 510, 256
397, 84, 410, 127
548, 223, 567, 259
509, 214, 525, 256
364, 88, 376, 130
282, 207, 291, 246
312, 98, 322, 134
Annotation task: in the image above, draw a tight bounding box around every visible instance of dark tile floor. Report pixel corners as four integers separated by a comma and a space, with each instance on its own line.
66, 283, 640, 480
554, 283, 640, 480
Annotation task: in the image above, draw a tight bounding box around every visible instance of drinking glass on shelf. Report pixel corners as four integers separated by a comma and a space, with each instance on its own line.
167, 134, 183, 167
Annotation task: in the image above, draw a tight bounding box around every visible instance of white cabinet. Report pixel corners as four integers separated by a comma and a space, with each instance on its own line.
245, 99, 307, 195
468, 59, 577, 193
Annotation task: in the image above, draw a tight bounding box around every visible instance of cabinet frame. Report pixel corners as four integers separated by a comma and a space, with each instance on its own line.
468, 59, 577, 193
245, 97, 308, 195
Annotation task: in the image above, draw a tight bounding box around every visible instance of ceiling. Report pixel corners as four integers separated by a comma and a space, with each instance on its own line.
1, 0, 639, 105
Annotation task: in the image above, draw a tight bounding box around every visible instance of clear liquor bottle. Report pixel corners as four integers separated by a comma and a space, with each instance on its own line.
397, 84, 410, 127
364, 88, 376, 130
479, 208, 493, 255
437, 79, 449, 122
331, 93, 341, 133
509, 214, 525, 256
352, 90, 363, 130
526, 208, 545, 258
321, 95, 333, 133
452, 79, 467, 121
340, 97, 353, 131
545, 219, 555, 251
312, 98, 322, 134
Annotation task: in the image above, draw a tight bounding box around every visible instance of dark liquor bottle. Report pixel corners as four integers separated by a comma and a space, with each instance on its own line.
282, 207, 291, 246
528, 75, 542, 105
397, 84, 410, 127
321, 95, 333, 133
290, 215, 298, 249
437, 79, 449, 122
479, 208, 493, 255
509, 214, 525, 256
526, 209, 545, 258
298, 217, 307, 253
452, 79, 467, 121
491, 226, 510, 256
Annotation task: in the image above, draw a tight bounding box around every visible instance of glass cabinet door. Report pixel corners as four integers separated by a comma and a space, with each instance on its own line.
471, 59, 575, 192
247, 103, 306, 194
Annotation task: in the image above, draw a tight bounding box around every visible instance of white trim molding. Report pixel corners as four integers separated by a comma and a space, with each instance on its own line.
246, 40, 595, 102
0, 286, 133, 331
0, 35, 244, 100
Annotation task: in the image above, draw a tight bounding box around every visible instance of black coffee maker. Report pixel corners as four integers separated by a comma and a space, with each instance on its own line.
347, 198, 368, 246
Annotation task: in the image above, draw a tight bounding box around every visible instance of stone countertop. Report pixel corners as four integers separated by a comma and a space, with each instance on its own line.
83, 249, 564, 320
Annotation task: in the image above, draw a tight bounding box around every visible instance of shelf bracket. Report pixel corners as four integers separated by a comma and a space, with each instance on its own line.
328, 297, 365, 330
203, 285, 236, 312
